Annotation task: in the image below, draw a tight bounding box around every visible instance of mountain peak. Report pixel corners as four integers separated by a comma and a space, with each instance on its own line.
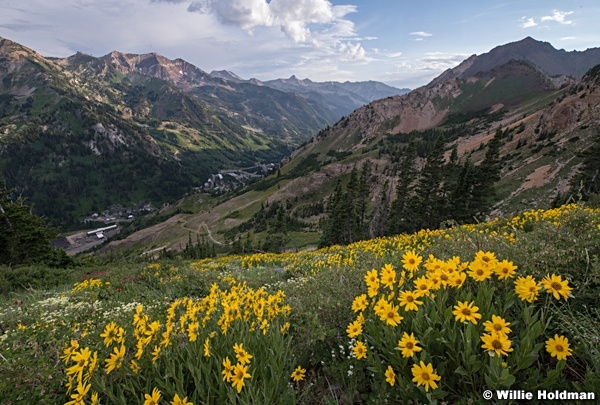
435, 36, 600, 82
209, 70, 245, 82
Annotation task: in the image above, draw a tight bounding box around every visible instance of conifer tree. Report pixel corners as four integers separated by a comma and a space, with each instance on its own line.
412, 135, 446, 230
263, 204, 290, 252
343, 165, 360, 243
320, 180, 344, 246
356, 160, 372, 240
320, 162, 372, 246
448, 158, 477, 222
469, 128, 502, 218
371, 180, 390, 237
388, 139, 417, 235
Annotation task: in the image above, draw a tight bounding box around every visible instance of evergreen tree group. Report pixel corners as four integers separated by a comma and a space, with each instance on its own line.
386, 130, 503, 235
320, 161, 372, 246
181, 232, 216, 260
0, 181, 69, 267
319, 130, 504, 245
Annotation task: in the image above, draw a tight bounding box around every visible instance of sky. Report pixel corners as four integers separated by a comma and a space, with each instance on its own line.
1, 0, 598, 89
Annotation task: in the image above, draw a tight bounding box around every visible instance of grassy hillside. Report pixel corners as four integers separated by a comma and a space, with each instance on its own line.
1, 203, 599, 403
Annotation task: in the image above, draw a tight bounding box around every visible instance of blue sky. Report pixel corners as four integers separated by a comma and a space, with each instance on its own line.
1, 0, 598, 89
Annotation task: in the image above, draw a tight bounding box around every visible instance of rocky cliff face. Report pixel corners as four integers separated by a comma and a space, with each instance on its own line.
100, 51, 213, 90
537, 67, 600, 136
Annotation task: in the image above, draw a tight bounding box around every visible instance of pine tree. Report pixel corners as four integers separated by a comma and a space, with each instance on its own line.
320, 180, 344, 246
343, 165, 360, 243
356, 160, 372, 240
469, 128, 503, 218
388, 139, 417, 235
320, 161, 372, 246
448, 158, 477, 223
371, 180, 390, 237
412, 135, 446, 230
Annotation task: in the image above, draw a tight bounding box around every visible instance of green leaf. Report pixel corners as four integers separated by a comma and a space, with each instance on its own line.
498, 369, 516, 387
454, 366, 470, 377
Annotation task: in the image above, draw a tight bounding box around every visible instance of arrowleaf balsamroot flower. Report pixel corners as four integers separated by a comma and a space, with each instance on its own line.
65, 381, 91, 405
494, 259, 517, 280
474, 250, 498, 268
546, 334, 573, 361
61, 340, 80, 364
397, 332, 422, 358
66, 347, 92, 379
291, 365, 306, 381
203, 337, 210, 357
483, 315, 512, 335
144, 387, 161, 405
541, 274, 572, 300
514, 275, 540, 302
171, 393, 193, 405
467, 261, 493, 282
365, 269, 380, 297
104, 344, 126, 374
351, 294, 368, 312
346, 320, 363, 338
453, 301, 482, 324
398, 290, 423, 311
364, 269, 379, 287
379, 302, 403, 326
380, 263, 396, 290
352, 341, 367, 359
231, 363, 251, 392
222, 357, 234, 382
385, 365, 396, 386
402, 250, 422, 272
233, 343, 253, 365
481, 332, 514, 357
411, 361, 441, 392
413, 276, 433, 297
449, 271, 467, 288
100, 321, 123, 347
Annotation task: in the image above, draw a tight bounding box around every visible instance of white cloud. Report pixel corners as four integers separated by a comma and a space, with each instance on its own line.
183, 0, 358, 43
520, 10, 574, 29
560, 36, 576, 41
541, 10, 574, 25
372, 48, 402, 58
520, 17, 537, 28
418, 52, 469, 71
338, 41, 365, 60
409, 31, 432, 41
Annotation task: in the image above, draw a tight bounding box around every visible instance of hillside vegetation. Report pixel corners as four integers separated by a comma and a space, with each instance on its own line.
1, 203, 599, 403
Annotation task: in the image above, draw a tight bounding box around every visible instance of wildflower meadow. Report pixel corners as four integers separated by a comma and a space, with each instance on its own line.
1, 204, 599, 404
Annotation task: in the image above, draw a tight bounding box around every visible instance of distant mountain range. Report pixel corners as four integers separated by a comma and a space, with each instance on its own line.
207, 71, 409, 119
0, 36, 405, 227
96, 37, 600, 256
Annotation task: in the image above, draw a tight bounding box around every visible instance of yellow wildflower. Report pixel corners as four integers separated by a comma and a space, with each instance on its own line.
411, 361, 441, 392
452, 301, 482, 324
291, 365, 306, 381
